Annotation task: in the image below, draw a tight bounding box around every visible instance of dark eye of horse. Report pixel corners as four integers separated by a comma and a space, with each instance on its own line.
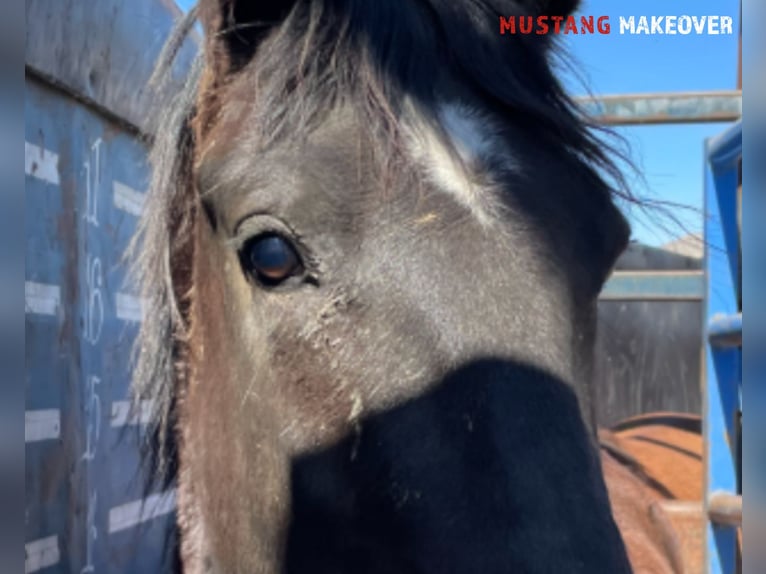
242, 234, 302, 286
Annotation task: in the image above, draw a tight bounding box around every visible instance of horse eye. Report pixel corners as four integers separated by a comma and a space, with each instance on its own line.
242, 234, 302, 285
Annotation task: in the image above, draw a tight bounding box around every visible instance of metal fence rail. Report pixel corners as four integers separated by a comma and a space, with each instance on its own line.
600, 270, 704, 301
576, 91, 742, 126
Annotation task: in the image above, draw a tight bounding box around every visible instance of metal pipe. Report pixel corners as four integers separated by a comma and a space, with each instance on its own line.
708, 491, 743, 526
708, 312, 743, 348
575, 91, 742, 125
599, 271, 704, 301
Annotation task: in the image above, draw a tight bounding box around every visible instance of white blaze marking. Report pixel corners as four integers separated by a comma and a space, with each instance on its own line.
25, 410, 61, 443
25, 535, 60, 573
115, 293, 143, 322
25, 282, 60, 316
404, 102, 506, 226
108, 490, 177, 533
110, 400, 153, 427
113, 181, 145, 216
438, 104, 499, 166
25, 143, 60, 185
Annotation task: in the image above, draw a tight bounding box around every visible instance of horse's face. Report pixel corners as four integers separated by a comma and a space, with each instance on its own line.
157, 0, 633, 571
193, 103, 604, 447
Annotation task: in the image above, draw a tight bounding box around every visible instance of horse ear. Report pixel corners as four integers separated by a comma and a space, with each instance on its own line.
197, 0, 297, 76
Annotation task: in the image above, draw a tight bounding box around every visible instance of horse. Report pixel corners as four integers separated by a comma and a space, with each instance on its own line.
600, 413, 704, 574
131, 0, 689, 571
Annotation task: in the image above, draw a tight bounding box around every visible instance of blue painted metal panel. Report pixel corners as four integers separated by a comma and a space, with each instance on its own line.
24, 0, 196, 571
25, 76, 174, 574
709, 122, 743, 295
25, 79, 87, 574
703, 120, 742, 574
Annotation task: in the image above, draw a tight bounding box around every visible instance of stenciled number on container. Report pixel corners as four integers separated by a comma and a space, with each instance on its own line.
84, 255, 103, 346
81, 136, 105, 573
81, 375, 101, 462
83, 138, 102, 227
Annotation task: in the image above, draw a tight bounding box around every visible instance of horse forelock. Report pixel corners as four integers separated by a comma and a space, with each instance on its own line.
132, 0, 638, 493
190, 0, 634, 190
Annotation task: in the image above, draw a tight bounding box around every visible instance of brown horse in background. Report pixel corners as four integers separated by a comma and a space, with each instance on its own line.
601, 413, 704, 574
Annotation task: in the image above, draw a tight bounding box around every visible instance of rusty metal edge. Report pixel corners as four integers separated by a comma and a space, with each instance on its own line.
576, 91, 742, 126
25, 0, 198, 134
25, 66, 145, 137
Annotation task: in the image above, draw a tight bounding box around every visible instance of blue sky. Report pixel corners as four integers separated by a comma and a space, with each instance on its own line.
174, 0, 740, 246
558, 0, 740, 245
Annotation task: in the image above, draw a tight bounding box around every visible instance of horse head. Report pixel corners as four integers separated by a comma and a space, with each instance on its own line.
133, 0, 634, 571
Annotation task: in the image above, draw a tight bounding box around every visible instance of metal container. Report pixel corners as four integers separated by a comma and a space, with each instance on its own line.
25, 1, 195, 571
